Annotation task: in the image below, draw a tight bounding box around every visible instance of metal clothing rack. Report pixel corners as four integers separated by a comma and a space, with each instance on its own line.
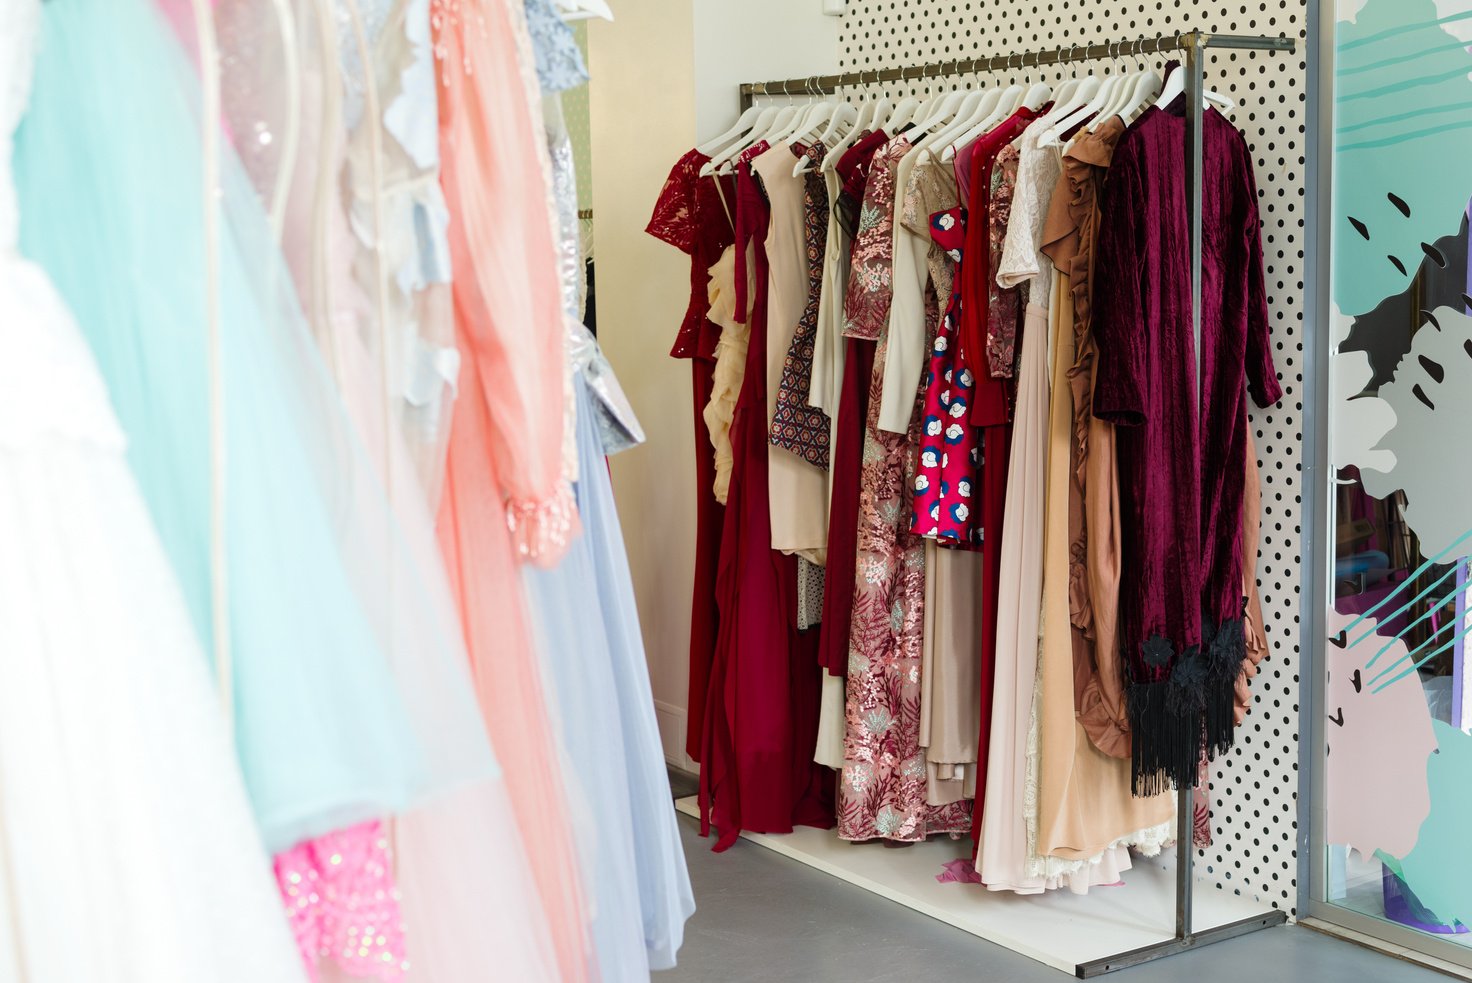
736, 29, 1297, 979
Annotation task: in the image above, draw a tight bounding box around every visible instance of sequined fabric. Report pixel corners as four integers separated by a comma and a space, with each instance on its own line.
768, 141, 832, 469
276, 822, 407, 982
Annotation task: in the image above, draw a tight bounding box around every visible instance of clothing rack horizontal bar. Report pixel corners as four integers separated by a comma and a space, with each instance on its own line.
737, 31, 1296, 99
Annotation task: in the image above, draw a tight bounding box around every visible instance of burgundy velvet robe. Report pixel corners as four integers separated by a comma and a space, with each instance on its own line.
1091, 102, 1281, 793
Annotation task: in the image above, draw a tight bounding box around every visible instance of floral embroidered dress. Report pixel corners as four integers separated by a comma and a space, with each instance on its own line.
839, 136, 971, 842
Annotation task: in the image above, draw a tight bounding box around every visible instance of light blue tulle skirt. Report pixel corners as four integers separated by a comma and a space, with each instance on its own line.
523, 376, 695, 977
14, 0, 494, 853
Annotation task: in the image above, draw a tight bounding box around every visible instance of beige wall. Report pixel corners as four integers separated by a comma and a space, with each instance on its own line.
588, 1, 840, 768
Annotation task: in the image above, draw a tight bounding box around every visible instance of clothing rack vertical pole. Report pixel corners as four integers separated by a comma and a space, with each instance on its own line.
732, 28, 1296, 977
1177, 27, 1207, 953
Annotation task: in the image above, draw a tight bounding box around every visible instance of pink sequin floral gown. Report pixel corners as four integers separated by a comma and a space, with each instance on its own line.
838, 136, 971, 842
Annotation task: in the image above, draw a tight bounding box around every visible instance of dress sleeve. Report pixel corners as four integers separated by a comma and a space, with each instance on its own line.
1237, 138, 1282, 409
645, 157, 698, 254
438, 14, 578, 564
996, 139, 1044, 290
879, 162, 935, 434
1091, 140, 1150, 428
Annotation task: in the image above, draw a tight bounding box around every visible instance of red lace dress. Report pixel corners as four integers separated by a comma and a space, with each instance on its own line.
646, 149, 736, 763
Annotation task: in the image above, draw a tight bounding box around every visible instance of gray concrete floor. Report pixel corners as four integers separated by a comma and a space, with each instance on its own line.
665, 809, 1451, 982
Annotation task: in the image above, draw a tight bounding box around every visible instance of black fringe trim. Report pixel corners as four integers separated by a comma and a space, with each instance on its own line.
1128, 617, 1246, 797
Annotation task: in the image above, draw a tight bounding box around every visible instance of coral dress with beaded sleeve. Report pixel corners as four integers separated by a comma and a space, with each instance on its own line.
432, 1, 593, 979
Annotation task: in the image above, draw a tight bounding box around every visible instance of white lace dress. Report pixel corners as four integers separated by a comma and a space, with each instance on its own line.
0, 2, 308, 979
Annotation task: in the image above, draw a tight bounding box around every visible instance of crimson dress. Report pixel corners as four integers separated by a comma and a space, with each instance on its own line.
817, 131, 896, 678
1091, 103, 1281, 794
646, 149, 736, 763
698, 151, 834, 851
953, 110, 1035, 846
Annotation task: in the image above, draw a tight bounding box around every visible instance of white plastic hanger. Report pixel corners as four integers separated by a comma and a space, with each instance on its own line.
1092, 42, 1144, 128
895, 72, 965, 173
912, 81, 986, 161
1019, 81, 1052, 112
856, 95, 894, 138
942, 79, 1022, 161
942, 50, 1040, 161
795, 98, 858, 175
1114, 40, 1164, 125
881, 95, 922, 135
819, 70, 881, 173
925, 84, 997, 161
700, 104, 781, 176
703, 91, 804, 177
556, 0, 614, 21
698, 105, 762, 156
1153, 34, 1237, 114
791, 97, 841, 145
1054, 41, 1124, 138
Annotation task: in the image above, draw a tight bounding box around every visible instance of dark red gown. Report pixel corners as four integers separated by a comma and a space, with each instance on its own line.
817, 130, 896, 678
699, 150, 834, 851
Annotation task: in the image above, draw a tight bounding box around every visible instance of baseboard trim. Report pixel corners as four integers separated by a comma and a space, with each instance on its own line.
654, 700, 697, 773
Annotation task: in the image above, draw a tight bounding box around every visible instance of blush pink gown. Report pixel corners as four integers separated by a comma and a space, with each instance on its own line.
432, 2, 592, 981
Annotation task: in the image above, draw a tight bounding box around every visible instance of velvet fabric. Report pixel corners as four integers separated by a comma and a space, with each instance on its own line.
1091, 103, 1281, 793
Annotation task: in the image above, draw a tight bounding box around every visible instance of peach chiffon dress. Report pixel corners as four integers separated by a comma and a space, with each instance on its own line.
432, 2, 592, 980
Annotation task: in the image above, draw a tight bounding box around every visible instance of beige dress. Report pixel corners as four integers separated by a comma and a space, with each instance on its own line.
899, 160, 984, 807
755, 145, 828, 563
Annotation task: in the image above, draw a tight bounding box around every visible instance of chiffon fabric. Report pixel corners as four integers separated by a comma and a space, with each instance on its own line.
432, 0, 593, 977
525, 377, 696, 977
260, 3, 562, 976
0, 6, 308, 979
17, 0, 495, 855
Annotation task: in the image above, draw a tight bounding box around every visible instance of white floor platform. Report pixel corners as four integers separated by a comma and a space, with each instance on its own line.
676, 796, 1282, 976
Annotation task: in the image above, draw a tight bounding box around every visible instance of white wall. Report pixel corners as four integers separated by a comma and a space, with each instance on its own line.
691, 0, 841, 136
588, 1, 840, 768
